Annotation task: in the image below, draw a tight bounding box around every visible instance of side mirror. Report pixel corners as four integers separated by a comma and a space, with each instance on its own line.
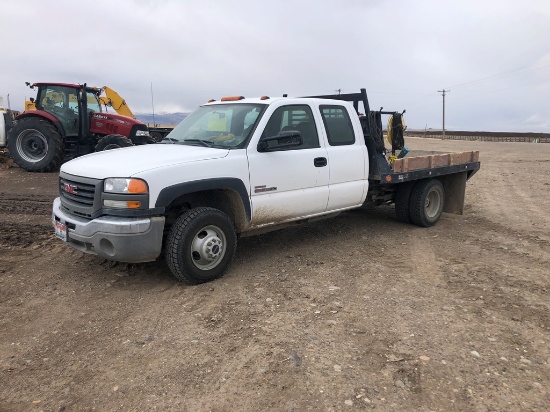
257, 130, 303, 152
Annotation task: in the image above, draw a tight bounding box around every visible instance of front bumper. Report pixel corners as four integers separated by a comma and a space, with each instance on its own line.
52, 197, 165, 263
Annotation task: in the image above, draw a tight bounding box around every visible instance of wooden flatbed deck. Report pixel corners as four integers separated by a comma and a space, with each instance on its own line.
392, 151, 479, 173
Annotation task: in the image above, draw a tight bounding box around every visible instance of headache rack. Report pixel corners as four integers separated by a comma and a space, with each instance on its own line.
303, 88, 480, 185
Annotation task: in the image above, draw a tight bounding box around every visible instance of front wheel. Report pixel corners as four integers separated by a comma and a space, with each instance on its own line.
94, 134, 134, 151
165, 207, 237, 284
409, 179, 445, 227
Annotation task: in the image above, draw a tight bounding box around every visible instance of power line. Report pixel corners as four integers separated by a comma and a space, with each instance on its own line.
446, 58, 550, 90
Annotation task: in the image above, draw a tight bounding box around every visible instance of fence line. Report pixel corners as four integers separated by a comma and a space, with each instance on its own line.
406, 133, 550, 143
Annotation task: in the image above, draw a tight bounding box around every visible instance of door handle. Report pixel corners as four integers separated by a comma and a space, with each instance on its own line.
314, 157, 327, 167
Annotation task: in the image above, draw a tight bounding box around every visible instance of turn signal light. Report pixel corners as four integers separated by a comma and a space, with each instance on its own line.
104, 200, 141, 209
128, 179, 148, 193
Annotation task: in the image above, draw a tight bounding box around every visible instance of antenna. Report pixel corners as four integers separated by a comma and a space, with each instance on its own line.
151, 82, 156, 127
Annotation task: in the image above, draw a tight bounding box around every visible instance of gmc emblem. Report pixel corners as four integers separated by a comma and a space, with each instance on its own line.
63, 183, 78, 195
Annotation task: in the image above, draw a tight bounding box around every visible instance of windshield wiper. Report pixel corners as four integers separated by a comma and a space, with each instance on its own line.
182, 139, 213, 147
159, 137, 179, 144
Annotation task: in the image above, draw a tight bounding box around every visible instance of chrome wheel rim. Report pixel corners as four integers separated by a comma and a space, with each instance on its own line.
16, 129, 48, 163
190, 225, 227, 270
425, 189, 441, 218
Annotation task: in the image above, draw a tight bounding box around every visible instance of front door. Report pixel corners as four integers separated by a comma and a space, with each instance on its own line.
37, 85, 80, 137
246, 104, 329, 227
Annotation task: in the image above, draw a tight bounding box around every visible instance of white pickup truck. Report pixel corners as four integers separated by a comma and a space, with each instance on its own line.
52, 89, 480, 284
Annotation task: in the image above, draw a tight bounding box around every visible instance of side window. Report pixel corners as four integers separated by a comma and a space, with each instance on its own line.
263, 105, 319, 150
320, 105, 355, 146
85, 94, 101, 113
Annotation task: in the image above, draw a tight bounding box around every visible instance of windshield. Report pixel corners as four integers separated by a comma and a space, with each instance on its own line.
36, 85, 102, 113
161, 103, 266, 148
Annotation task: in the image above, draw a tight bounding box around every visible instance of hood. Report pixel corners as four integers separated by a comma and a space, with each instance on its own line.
61, 144, 229, 179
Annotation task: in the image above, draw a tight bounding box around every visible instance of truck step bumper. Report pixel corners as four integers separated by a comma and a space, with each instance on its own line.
52, 198, 165, 263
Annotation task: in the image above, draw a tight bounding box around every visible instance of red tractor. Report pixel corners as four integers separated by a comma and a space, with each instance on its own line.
7, 82, 151, 172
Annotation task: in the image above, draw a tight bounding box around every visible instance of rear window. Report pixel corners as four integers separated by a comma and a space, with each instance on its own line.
320, 105, 355, 146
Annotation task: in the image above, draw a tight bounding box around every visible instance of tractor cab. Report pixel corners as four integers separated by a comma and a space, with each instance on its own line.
30, 83, 102, 138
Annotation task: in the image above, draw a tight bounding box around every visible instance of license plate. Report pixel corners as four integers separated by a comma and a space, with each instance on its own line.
54, 221, 67, 241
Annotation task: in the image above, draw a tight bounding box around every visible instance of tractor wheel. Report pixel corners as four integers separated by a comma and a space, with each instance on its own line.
95, 134, 134, 151
165, 207, 237, 284
409, 179, 445, 227
6, 117, 64, 172
149, 131, 163, 143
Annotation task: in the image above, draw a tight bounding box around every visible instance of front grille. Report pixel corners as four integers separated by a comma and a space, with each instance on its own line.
59, 172, 102, 218
59, 177, 95, 206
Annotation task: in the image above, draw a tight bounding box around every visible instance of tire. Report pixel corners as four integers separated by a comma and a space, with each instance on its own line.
409, 179, 445, 227
165, 207, 237, 284
6, 117, 64, 172
149, 131, 163, 143
94, 134, 134, 151
394, 182, 415, 223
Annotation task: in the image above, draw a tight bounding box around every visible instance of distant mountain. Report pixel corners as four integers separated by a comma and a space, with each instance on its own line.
135, 112, 188, 126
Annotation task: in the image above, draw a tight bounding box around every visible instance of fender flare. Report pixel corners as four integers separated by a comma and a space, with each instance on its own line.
155, 178, 251, 221
15, 110, 66, 137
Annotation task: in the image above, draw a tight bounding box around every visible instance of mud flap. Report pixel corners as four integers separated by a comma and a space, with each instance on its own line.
441, 171, 467, 215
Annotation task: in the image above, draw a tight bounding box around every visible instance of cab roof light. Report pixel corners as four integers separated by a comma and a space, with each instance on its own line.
207, 99, 216, 103
260, 96, 270, 100
221, 95, 245, 101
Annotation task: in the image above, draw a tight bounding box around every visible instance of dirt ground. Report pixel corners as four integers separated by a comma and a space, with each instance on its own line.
0, 138, 549, 411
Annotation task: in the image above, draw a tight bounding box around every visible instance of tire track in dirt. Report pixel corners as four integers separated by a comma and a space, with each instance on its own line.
0, 192, 56, 248
0, 192, 54, 216
0, 222, 55, 248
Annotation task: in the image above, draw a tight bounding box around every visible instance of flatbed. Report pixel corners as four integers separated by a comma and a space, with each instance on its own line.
311, 89, 481, 215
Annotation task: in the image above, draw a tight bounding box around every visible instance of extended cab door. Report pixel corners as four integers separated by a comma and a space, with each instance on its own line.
318, 104, 369, 210
246, 103, 329, 226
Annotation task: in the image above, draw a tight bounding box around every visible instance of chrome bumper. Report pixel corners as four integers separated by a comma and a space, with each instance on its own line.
52, 197, 164, 263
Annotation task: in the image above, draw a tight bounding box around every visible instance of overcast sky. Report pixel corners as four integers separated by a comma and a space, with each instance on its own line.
2, 0, 549, 132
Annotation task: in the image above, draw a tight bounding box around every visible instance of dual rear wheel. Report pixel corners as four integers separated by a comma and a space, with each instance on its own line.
395, 179, 445, 227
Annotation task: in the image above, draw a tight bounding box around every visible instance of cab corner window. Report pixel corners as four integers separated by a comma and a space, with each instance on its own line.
320, 105, 355, 146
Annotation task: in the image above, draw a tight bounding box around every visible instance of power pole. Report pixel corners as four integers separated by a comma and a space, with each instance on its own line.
151, 82, 156, 127
438, 89, 449, 139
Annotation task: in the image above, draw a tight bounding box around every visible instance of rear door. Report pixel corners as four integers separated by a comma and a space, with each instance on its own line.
319, 104, 368, 210
246, 104, 329, 226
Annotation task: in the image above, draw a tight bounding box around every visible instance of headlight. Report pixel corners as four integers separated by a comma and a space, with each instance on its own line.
135, 130, 150, 137
104, 178, 148, 194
